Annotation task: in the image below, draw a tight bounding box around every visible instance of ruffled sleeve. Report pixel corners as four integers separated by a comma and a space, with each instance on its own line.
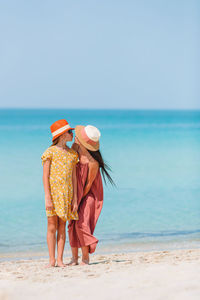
41, 147, 53, 165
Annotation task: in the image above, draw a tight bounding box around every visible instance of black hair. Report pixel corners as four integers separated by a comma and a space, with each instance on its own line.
87, 149, 115, 186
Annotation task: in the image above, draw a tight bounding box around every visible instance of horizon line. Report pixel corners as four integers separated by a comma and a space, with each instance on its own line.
0, 107, 200, 111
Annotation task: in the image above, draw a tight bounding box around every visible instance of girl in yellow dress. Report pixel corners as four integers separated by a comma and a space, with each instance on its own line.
41, 119, 79, 267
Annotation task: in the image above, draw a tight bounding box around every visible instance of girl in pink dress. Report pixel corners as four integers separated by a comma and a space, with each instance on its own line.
68, 125, 114, 265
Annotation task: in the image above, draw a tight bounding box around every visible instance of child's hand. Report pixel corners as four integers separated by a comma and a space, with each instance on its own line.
72, 200, 78, 213
45, 196, 53, 211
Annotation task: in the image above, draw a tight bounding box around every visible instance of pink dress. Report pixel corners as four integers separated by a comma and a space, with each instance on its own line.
68, 162, 103, 254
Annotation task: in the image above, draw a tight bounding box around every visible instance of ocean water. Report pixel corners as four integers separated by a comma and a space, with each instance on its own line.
0, 109, 200, 256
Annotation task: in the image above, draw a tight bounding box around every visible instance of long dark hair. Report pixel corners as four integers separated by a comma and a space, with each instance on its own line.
88, 149, 115, 186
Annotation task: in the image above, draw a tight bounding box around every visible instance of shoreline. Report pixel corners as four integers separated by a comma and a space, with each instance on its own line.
1, 239, 199, 262
0, 248, 200, 300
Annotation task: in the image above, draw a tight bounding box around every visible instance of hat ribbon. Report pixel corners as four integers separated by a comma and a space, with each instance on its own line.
81, 128, 97, 146
52, 124, 71, 137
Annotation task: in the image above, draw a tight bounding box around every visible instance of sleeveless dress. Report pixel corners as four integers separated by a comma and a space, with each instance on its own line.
41, 146, 79, 221
68, 162, 103, 253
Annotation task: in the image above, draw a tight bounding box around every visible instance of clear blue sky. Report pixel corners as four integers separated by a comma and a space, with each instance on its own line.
0, 0, 199, 109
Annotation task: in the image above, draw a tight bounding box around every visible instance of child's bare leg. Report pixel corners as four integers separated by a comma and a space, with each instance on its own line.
68, 247, 78, 265
47, 216, 57, 266
80, 246, 89, 265
57, 217, 66, 267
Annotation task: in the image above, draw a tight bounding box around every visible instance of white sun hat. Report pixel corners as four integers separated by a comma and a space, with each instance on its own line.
75, 125, 101, 151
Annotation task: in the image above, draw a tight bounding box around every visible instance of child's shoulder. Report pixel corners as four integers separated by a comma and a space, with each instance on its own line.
41, 146, 56, 163
68, 148, 79, 164
69, 147, 78, 157
41, 146, 57, 157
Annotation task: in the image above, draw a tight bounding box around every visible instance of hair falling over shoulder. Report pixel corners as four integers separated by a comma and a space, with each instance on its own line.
87, 150, 115, 186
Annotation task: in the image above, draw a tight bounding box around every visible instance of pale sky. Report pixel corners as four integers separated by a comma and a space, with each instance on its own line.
0, 0, 199, 109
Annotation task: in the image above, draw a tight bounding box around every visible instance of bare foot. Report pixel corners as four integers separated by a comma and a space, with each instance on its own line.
45, 264, 55, 268
67, 257, 78, 266
80, 259, 89, 265
57, 261, 67, 267
45, 260, 56, 268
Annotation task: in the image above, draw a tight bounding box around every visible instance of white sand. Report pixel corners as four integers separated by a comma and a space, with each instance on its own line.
0, 249, 200, 300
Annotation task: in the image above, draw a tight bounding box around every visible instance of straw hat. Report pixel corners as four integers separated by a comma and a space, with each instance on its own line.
75, 125, 101, 151
50, 119, 74, 141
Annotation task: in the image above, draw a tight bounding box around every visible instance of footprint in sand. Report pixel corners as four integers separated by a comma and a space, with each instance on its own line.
100, 255, 108, 259
12, 272, 22, 275
87, 274, 96, 277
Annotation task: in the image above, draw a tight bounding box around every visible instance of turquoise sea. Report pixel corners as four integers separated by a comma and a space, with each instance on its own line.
0, 109, 200, 257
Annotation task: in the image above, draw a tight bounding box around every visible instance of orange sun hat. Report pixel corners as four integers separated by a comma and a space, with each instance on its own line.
50, 119, 74, 141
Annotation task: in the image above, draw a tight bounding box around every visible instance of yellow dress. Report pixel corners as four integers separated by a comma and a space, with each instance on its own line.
41, 146, 79, 221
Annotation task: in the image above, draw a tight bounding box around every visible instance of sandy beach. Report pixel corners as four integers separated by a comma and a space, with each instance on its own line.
0, 248, 200, 300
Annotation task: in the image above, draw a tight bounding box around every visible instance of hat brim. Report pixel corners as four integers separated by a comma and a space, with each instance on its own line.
75, 125, 100, 151
52, 127, 74, 141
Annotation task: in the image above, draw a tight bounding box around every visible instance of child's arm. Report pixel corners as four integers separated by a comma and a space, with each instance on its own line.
83, 162, 98, 198
43, 160, 53, 211
72, 165, 78, 213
